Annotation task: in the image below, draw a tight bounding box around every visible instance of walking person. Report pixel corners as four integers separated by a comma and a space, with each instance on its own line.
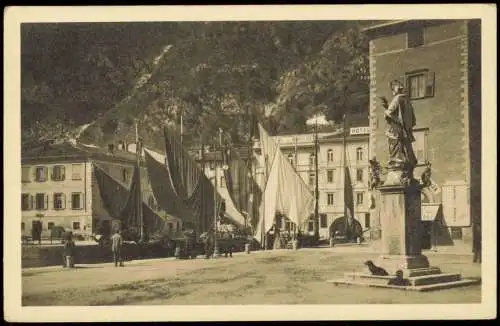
111, 229, 124, 267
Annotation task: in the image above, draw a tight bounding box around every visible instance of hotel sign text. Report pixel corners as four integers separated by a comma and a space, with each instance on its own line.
349, 127, 370, 135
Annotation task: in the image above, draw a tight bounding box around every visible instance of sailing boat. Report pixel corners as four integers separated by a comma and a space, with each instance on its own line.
329, 114, 363, 244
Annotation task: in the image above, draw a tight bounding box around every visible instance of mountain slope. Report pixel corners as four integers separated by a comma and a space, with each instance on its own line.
22, 21, 376, 150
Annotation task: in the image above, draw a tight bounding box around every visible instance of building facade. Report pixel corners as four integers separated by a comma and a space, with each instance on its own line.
250, 121, 377, 240
363, 19, 481, 252
21, 141, 183, 239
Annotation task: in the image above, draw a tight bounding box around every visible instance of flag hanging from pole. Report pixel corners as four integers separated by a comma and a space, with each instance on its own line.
344, 165, 355, 222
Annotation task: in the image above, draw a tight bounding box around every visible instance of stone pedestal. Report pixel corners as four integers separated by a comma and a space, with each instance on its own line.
373, 177, 431, 277
327, 166, 480, 291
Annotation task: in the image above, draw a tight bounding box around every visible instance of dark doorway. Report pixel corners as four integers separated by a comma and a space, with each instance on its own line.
31, 220, 42, 242
421, 221, 432, 250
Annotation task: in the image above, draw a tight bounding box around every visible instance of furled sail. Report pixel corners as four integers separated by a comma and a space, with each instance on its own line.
254, 123, 314, 243
93, 163, 167, 239
221, 147, 262, 230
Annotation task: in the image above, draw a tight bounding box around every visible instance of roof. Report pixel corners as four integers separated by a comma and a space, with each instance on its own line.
21, 140, 138, 165
362, 19, 458, 38
361, 20, 409, 33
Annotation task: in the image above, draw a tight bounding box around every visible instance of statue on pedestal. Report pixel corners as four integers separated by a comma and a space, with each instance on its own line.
379, 80, 418, 185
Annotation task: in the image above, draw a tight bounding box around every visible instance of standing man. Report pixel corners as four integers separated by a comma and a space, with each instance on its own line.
111, 229, 124, 267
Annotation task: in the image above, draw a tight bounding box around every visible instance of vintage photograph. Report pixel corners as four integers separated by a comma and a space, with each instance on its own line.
4, 4, 497, 322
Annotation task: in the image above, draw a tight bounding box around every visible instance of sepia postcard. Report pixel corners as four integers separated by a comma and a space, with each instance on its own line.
4, 4, 497, 322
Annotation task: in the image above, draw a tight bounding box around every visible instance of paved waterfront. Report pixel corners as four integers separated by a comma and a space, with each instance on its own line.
22, 248, 481, 306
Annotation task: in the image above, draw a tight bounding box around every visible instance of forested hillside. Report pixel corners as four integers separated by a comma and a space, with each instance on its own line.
21, 21, 376, 152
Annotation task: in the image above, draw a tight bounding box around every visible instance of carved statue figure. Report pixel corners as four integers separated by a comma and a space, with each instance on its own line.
379, 80, 418, 170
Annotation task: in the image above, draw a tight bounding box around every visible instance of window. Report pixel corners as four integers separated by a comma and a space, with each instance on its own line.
209, 162, 215, 170
22, 167, 31, 183
72, 164, 83, 180
21, 222, 25, 231
309, 153, 316, 166
327, 193, 335, 206
35, 166, 48, 182
408, 73, 426, 99
356, 147, 363, 162
35, 193, 47, 210
450, 227, 463, 240
308, 219, 314, 232
365, 213, 371, 228
47, 222, 55, 230
71, 193, 83, 210
220, 176, 226, 188
320, 214, 327, 228
327, 170, 335, 183
407, 28, 424, 48
356, 169, 364, 182
51, 165, 66, 181
53, 193, 66, 210
357, 192, 364, 206
309, 173, 316, 186
122, 168, 129, 183
73, 222, 81, 230
21, 194, 31, 211
287, 153, 295, 166
167, 223, 173, 232
407, 70, 435, 100
327, 149, 334, 162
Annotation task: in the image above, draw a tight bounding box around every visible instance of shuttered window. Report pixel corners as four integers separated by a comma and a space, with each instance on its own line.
21, 194, 31, 211
22, 167, 31, 183
405, 70, 435, 100
35, 167, 48, 182
51, 165, 66, 181
35, 193, 48, 210
53, 193, 66, 210
72, 164, 83, 180
71, 192, 84, 210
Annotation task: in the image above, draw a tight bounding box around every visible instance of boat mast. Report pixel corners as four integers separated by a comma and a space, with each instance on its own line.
342, 114, 348, 237
136, 120, 144, 243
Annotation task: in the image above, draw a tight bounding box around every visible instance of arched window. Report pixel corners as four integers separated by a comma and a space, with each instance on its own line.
287, 153, 295, 166
327, 149, 334, 162
309, 153, 316, 166
356, 147, 364, 162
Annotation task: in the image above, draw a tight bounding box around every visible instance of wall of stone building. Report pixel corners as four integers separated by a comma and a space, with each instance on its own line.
368, 20, 475, 251
467, 20, 482, 254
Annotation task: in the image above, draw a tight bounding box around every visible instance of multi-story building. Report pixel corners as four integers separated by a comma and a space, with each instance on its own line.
363, 19, 481, 252
21, 140, 183, 239
246, 115, 378, 240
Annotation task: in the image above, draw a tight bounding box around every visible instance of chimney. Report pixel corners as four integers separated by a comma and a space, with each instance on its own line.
108, 144, 115, 155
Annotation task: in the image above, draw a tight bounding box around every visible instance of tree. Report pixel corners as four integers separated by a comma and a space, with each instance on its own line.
272, 23, 369, 131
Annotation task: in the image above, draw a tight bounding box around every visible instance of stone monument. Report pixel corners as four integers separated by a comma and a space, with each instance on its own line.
328, 81, 480, 291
